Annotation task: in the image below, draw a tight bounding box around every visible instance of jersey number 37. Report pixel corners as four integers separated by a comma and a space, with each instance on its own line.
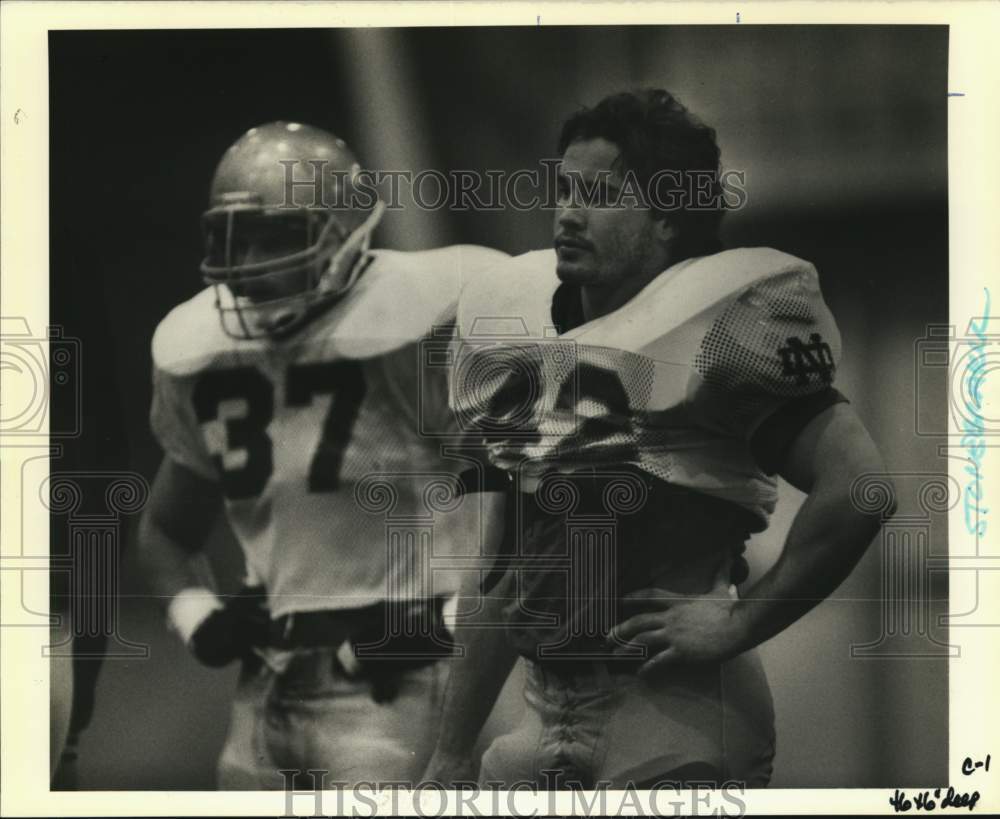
192, 362, 366, 500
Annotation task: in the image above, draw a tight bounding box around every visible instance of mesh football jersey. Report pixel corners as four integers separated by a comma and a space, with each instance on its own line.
151, 245, 508, 617
452, 247, 842, 530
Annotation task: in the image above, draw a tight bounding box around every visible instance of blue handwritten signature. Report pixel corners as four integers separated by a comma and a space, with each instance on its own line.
961, 288, 991, 538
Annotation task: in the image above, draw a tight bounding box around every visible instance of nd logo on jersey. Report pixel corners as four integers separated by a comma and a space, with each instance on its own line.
778, 333, 835, 387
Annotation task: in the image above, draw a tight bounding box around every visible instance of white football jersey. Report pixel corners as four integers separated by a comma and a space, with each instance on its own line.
451, 247, 842, 529
151, 245, 508, 616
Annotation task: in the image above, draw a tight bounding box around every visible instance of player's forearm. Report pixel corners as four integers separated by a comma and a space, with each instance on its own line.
138, 457, 223, 606
137, 513, 213, 604
137, 511, 233, 652
432, 585, 519, 758
735, 479, 889, 652
433, 478, 517, 754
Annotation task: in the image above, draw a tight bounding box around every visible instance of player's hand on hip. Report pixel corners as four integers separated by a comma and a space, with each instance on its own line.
608, 563, 749, 676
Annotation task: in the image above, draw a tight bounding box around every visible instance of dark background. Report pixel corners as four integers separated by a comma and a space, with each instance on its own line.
50, 26, 949, 788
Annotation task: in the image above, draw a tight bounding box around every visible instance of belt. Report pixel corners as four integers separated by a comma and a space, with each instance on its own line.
265, 597, 455, 705
267, 596, 455, 658
525, 655, 646, 686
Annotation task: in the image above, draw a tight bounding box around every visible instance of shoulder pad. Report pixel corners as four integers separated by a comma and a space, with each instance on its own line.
693, 248, 841, 400
151, 287, 237, 377
154, 247, 508, 372
571, 247, 818, 352
450, 244, 511, 278
303, 245, 509, 358
458, 249, 558, 339
685, 247, 816, 294
352, 245, 507, 339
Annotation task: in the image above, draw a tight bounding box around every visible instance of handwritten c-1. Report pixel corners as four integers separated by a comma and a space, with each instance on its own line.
889, 755, 987, 812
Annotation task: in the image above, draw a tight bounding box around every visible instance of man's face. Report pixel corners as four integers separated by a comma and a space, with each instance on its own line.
227, 216, 315, 304
553, 137, 664, 288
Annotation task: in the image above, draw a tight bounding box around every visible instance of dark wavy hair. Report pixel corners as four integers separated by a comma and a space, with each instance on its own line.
557, 89, 725, 258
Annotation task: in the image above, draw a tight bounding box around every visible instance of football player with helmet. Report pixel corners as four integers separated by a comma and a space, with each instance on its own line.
138, 121, 507, 787
423, 90, 895, 789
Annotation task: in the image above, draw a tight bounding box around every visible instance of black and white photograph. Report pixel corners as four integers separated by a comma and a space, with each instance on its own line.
1, 3, 997, 816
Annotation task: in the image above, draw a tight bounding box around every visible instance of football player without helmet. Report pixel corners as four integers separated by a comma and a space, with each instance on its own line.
423, 90, 895, 791
139, 121, 508, 788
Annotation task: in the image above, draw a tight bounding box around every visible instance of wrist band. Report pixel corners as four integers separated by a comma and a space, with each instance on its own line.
167, 587, 223, 645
